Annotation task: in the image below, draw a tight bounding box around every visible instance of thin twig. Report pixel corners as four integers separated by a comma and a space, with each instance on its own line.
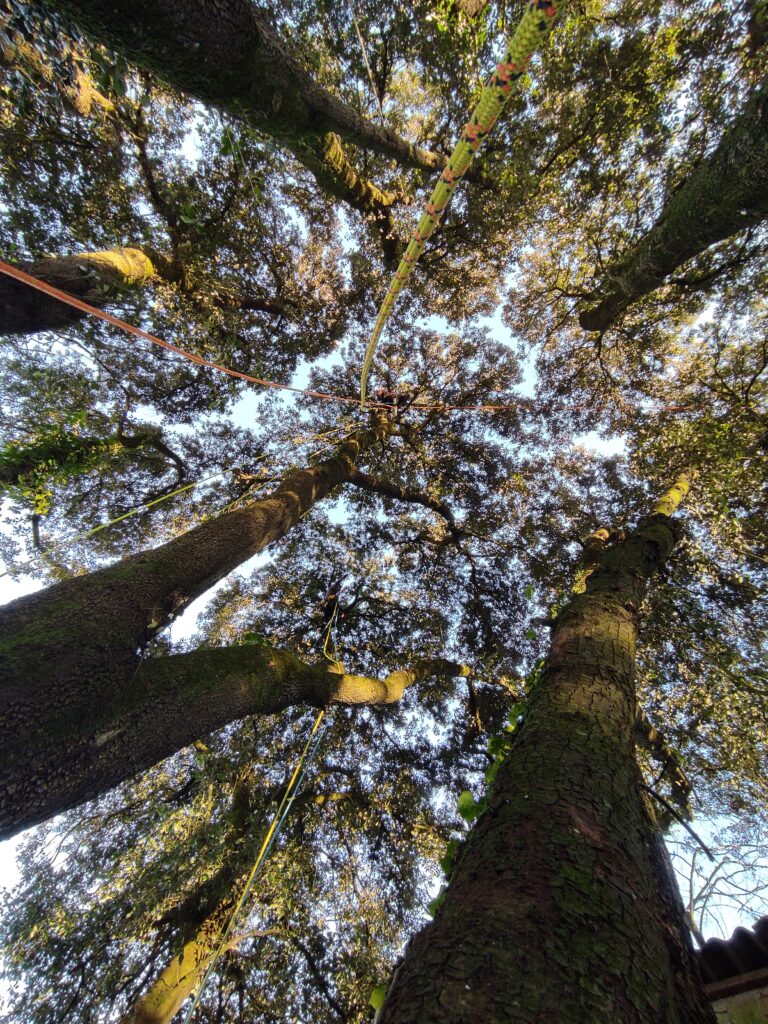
642, 784, 715, 862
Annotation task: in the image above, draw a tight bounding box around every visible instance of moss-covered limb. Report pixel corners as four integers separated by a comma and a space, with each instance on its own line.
0, 247, 178, 335
122, 914, 282, 1024
0, 417, 392, 824
0, 645, 467, 838
305, 133, 404, 263
378, 483, 714, 1024
122, 782, 268, 1024
0, 245, 291, 337
580, 76, 768, 332
652, 471, 691, 517
46, 0, 447, 181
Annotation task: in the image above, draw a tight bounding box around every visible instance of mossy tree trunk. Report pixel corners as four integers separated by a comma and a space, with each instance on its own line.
377, 474, 716, 1024
0, 416, 393, 837
0, 247, 177, 335
46, 0, 443, 224
580, 75, 768, 332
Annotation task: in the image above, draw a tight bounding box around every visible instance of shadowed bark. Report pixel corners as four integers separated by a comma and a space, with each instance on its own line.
0, 416, 393, 837
45, 0, 444, 226
0, 247, 289, 336
377, 473, 716, 1024
580, 75, 768, 332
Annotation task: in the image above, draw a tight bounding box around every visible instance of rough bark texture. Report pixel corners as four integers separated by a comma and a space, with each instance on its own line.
0, 416, 392, 837
122, 659, 464, 1024
0, 248, 173, 335
45, 0, 444, 219
377, 477, 716, 1024
580, 75, 768, 332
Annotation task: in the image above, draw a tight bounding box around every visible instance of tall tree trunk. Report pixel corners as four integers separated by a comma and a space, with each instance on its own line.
46, 0, 444, 217
377, 474, 716, 1024
0, 416, 392, 837
122, 779, 271, 1024
580, 75, 768, 332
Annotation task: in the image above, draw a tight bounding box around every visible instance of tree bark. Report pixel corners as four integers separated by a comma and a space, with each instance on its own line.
0, 415, 392, 837
0, 248, 174, 335
45, 0, 445, 218
377, 474, 716, 1024
121, 657, 463, 1024
0, 247, 290, 336
580, 75, 768, 332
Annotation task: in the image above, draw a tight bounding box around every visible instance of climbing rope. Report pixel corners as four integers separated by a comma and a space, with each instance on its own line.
0, 474, 224, 579
0, 260, 533, 414
360, 0, 565, 402
182, 708, 327, 1024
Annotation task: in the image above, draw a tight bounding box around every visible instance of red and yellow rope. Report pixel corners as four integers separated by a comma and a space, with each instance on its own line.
360, 0, 565, 402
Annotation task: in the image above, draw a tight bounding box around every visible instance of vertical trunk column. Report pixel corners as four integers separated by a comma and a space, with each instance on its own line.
378, 475, 715, 1024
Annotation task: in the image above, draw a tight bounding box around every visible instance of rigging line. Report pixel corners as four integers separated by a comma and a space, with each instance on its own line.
0, 473, 223, 579
359, 0, 566, 403
0, 259, 367, 406
322, 600, 340, 663
182, 708, 327, 1024
352, 10, 385, 123
0, 260, 536, 413
0, 262, 689, 418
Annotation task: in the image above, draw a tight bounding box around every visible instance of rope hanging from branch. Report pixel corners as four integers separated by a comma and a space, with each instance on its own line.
182, 708, 327, 1024
360, 0, 565, 403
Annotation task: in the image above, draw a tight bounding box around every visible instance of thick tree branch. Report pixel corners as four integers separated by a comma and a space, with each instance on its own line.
0, 416, 401, 837
580, 75, 768, 332
46, 0, 447, 215
348, 469, 459, 531
0, 247, 288, 336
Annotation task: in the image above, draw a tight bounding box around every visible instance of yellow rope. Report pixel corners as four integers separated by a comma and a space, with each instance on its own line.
182, 709, 326, 1023
0, 475, 221, 579
360, 0, 566, 402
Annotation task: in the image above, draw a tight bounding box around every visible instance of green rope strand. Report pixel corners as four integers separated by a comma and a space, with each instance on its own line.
360, 0, 566, 403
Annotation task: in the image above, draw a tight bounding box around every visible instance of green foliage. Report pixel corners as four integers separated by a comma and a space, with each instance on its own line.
1, 0, 768, 1016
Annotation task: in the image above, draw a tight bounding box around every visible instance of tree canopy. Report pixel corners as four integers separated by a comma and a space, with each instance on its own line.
0, 0, 767, 1021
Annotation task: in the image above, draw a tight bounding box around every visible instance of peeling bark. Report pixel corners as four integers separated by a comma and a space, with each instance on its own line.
580, 75, 768, 332
0, 416, 393, 837
377, 474, 715, 1024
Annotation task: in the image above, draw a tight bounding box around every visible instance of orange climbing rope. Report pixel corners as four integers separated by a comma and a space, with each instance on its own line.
0, 261, 690, 418
0, 259, 531, 415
